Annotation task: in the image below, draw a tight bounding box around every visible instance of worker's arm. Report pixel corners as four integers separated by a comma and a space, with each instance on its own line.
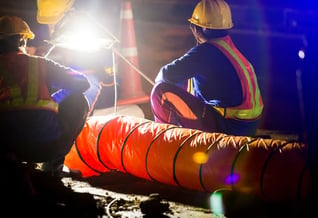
41, 57, 90, 93
155, 44, 208, 84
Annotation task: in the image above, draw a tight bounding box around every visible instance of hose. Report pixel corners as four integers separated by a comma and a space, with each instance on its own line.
64, 115, 310, 203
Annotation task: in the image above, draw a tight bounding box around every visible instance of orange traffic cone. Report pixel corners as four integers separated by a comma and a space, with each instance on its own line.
116, 0, 149, 105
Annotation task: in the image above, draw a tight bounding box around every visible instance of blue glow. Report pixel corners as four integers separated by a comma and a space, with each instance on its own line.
225, 173, 240, 185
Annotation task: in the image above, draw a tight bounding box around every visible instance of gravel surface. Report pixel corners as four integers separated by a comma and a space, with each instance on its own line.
1, 156, 312, 218
0, 157, 215, 217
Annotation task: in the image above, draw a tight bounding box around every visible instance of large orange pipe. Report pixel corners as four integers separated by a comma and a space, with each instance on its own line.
64, 115, 310, 203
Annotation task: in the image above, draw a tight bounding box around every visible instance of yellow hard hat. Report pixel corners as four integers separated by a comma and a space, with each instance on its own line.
188, 0, 233, 29
37, 0, 75, 24
0, 16, 35, 39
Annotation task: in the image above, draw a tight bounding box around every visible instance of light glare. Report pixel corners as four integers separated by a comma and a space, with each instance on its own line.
210, 192, 224, 215
298, 49, 305, 59
192, 152, 208, 164
49, 12, 117, 52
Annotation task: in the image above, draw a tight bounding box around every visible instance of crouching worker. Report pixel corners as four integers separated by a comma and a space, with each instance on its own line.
0, 16, 90, 174
150, 0, 263, 136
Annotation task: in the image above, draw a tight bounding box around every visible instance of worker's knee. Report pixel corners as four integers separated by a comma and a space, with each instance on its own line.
59, 93, 89, 118
58, 93, 89, 135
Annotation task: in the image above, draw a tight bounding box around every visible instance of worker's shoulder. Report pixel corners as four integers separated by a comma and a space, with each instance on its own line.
191, 42, 225, 58
196, 41, 222, 52
34, 55, 69, 70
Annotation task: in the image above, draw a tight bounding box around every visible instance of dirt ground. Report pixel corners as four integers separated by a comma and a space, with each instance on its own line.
64, 172, 214, 218
0, 159, 214, 218
0, 156, 313, 218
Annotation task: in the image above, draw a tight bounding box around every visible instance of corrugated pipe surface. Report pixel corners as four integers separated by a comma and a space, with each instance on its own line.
64, 115, 310, 203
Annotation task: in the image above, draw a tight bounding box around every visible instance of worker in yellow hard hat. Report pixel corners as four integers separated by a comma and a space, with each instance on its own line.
36, 0, 75, 24
0, 15, 90, 174
151, 0, 263, 136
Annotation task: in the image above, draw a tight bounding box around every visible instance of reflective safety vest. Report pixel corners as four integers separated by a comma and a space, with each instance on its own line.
210, 35, 263, 120
0, 56, 58, 112
188, 35, 263, 120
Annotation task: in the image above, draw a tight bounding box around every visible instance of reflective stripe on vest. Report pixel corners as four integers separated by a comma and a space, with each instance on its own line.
209, 36, 263, 120
0, 58, 58, 112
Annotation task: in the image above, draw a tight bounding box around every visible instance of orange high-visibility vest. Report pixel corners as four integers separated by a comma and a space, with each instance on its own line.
0, 55, 58, 112
209, 35, 263, 120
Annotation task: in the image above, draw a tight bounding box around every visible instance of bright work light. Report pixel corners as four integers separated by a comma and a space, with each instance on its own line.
46, 10, 119, 53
